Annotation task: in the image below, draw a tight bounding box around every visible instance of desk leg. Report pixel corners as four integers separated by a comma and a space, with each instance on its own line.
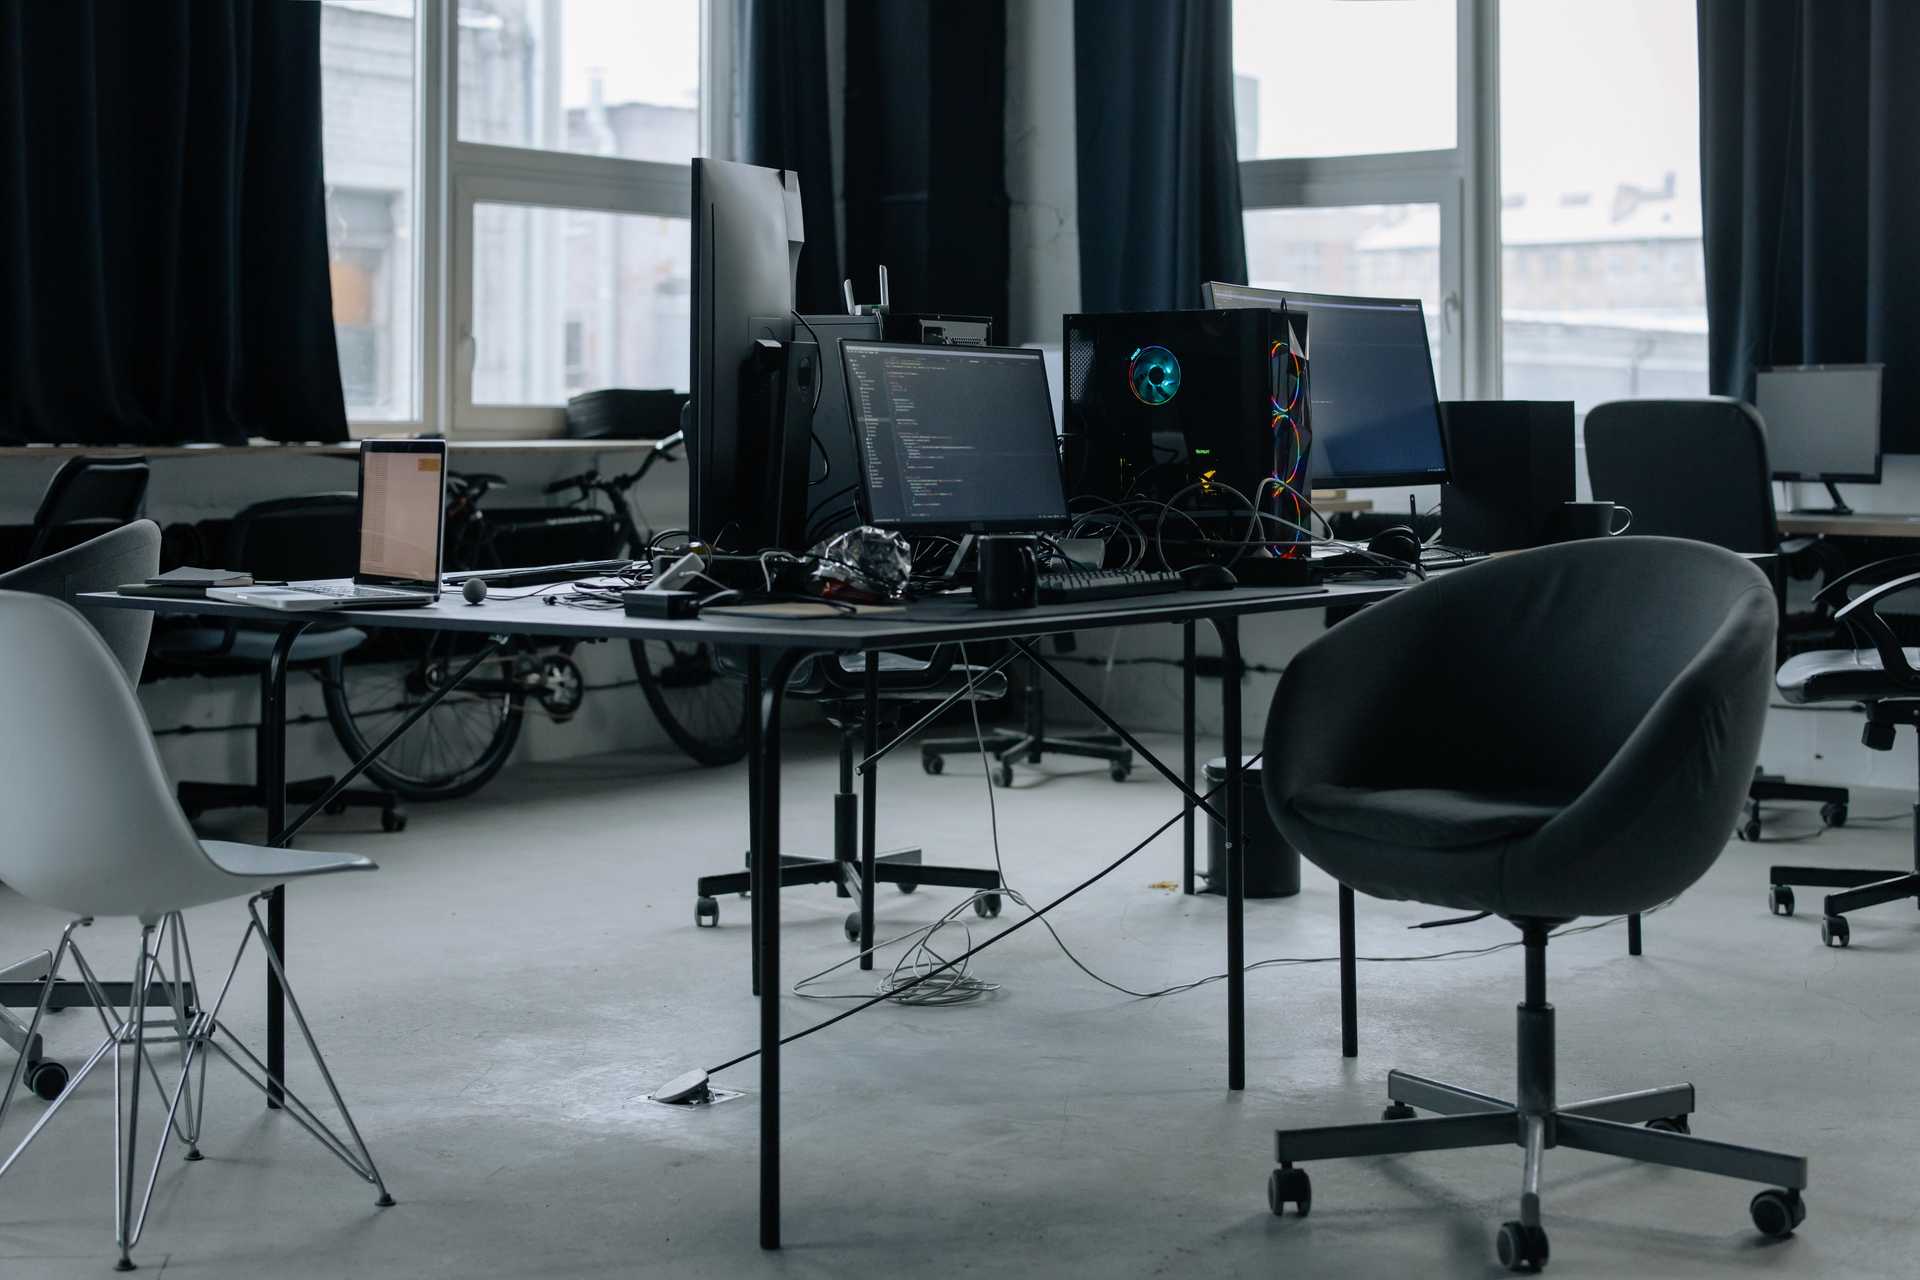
753, 650, 803, 1250
746, 654, 764, 998
261, 623, 306, 1111
1183, 622, 1197, 895
1214, 618, 1245, 1091
860, 661, 879, 970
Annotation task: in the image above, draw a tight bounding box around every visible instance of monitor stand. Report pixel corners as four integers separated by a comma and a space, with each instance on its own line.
1796, 480, 1853, 516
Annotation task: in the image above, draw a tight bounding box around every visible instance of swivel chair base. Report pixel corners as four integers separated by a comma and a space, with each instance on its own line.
694, 721, 1002, 948
1268, 923, 1807, 1271
922, 677, 1133, 787
1740, 771, 1849, 843
178, 776, 407, 833
1768, 703, 1920, 947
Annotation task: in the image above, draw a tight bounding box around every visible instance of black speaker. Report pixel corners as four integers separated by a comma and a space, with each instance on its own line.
1439, 401, 1575, 550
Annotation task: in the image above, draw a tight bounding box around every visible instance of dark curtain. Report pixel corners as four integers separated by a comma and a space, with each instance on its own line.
740, 0, 841, 314
0, 2, 345, 445
1074, 0, 1246, 314
1698, 0, 1920, 451
843, 0, 1009, 334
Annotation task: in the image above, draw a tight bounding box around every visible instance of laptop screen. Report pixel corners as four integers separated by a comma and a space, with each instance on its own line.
358, 442, 446, 586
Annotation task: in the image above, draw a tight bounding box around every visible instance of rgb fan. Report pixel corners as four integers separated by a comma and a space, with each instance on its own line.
1127, 345, 1181, 406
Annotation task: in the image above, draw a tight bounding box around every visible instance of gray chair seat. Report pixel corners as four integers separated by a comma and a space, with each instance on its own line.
200, 840, 376, 881
1292, 783, 1571, 850
1776, 646, 1920, 705
151, 624, 367, 665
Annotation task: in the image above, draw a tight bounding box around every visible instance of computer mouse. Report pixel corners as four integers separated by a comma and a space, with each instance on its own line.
1181, 563, 1238, 590
1366, 525, 1422, 565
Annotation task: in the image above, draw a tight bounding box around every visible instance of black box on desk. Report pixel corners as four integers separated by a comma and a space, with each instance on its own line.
1439, 400, 1574, 550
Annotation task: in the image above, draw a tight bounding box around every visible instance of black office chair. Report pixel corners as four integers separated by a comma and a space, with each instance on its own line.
1586, 397, 1850, 837
1770, 552, 1920, 946
24, 454, 150, 561
152, 495, 404, 832
1260, 538, 1807, 1269
695, 648, 1007, 947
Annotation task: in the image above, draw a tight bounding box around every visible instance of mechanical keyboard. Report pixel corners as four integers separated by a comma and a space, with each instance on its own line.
1036, 568, 1185, 604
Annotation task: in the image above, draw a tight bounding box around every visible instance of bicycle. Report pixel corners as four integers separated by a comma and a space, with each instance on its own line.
318, 434, 748, 800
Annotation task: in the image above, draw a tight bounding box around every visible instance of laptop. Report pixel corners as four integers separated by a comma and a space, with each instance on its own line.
209, 440, 448, 611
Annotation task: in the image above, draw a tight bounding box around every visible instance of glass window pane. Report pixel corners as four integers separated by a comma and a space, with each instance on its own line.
320, 0, 417, 422
458, 1, 701, 164
472, 204, 690, 405
1499, 0, 1707, 422
1244, 204, 1444, 383
1232, 1, 1456, 160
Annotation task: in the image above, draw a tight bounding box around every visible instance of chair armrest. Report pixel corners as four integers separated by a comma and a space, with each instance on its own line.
1831, 571, 1920, 682
1811, 552, 1920, 609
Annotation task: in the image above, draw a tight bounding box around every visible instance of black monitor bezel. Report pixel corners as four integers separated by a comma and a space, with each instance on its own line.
1757, 362, 1885, 486
839, 339, 1072, 534
353, 438, 447, 596
1203, 281, 1451, 489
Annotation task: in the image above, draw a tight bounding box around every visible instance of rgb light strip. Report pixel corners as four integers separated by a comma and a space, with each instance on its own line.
1269, 338, 1309, 556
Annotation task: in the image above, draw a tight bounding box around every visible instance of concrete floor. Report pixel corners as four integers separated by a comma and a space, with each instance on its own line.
1, 731, 1916, 1278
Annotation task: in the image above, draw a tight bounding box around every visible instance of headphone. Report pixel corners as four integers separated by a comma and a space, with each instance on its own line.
1365, 525, 1422, 566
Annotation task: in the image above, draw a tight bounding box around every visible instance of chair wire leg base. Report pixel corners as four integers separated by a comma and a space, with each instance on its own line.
0, 907, 392, 1270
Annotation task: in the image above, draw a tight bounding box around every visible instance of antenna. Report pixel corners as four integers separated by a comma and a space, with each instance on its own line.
842, 265, 892, 318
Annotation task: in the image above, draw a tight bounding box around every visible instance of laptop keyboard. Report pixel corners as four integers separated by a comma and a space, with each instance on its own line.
295, 582, 419, 599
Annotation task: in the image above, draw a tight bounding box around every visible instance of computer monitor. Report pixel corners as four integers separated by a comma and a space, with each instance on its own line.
1757, 364, 1883, 512
1204, 283, 1449, 488
841, 341, 1071, 533
689, 158, 806, 545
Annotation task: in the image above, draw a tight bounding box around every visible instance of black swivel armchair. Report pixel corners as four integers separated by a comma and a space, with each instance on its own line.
1260, 537, 1807, 1269
152, 495, 404, 832
1770, 553, 1920, 945
1585, 397, 1849, 836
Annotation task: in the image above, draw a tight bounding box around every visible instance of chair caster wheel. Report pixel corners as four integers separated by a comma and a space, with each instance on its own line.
1496, 1220, 1549, 1271
996, 763, 1015, 788
1109, 762, 1131, 783
1645, 1115, 1690, 1134
381, 809, 407, 833
1382, 1102, 1417, 1121
844, 912, 863, 945
324, 799, 349, 816
695, 896, 719, 928
923, 754, 944, 775
1821, 915, 1850, 947
896, 879, 918, 895
25, 1059, 68, 1102
1740, 817, 1762, 842
1266, 1165, 1311, 1218
974, 893, 1002, 919
1750, 1187, 1805, 1239
1820, 801, 1847, 828
1769, 885, 1794, 917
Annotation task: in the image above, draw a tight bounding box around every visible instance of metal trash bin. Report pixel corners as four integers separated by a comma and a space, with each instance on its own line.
1203, 755, 1301, 898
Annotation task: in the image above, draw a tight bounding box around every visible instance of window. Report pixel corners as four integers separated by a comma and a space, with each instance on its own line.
1499, 0, 1706, 420
1232, 0, 1473, 405
320, 0, 418, 423
320, 1, 722, 434
1232, 0, 1456, 161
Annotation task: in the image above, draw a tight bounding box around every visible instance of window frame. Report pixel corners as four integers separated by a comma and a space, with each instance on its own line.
349, 0, 730, 438
1235, 0, 1502, 403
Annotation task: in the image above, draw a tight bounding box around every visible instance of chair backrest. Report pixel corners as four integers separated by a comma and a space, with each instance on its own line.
0, 592, 226, 920
0, 521, 161, 686
1584, 398, 1776, 553
227, 493, 362, 581
27, 456, 151, 560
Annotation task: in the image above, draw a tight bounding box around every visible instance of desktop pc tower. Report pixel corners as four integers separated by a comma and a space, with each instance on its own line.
1063, 308, 1312, 557
1438, 400, 1575, 550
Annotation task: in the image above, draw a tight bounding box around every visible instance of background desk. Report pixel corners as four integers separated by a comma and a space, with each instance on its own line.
1777, 510, 1920, 539
91, 578, 1406, 1248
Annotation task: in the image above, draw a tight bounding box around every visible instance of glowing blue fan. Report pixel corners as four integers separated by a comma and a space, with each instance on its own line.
1127, 345, 1181, 406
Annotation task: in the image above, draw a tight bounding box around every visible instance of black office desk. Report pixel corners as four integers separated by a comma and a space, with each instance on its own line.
90, 578, 1404, 1248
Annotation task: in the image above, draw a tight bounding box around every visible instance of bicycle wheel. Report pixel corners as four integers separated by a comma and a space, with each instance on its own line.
322, 636, 525, 800
630, 638, 749, 767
